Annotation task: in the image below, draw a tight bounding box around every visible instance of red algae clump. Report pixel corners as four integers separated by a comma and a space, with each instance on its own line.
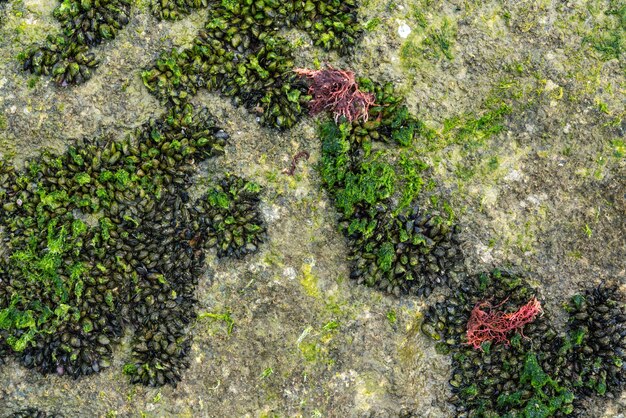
294, 66, 376, 123
466, 297, 543, 350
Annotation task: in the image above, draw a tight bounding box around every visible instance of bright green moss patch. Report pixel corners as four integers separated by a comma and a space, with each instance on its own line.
612, 139, 625, 158
376, 241, 395, 272
334, 157, 396, 217
440, 104, 512, 150
1, 217, 91, 352
318, 121, 351, 190
499, 353, 575, 417
299, 341, 320, 362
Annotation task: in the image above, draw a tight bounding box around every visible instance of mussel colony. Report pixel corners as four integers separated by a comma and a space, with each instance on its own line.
421, 270, 626, 416
316, 80, 465, 297
6, 408, 62, 418
195, 175, 266, 258
0, 104, 266, 386
20, 0, 131, 86
141, 0, 362, 129
150, 0, 209, 21
138, 0, 465, 297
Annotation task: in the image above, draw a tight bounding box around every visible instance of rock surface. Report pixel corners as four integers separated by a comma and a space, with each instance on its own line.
0, 0, 624, 416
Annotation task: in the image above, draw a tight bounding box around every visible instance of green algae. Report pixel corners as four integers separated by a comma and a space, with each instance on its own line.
582, 1, 625, 64
315, 78, 464, 295
197, 310, 235, 335
497, 353, 575, 418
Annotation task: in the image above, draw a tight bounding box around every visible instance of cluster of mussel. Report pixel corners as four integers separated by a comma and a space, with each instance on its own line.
21, 0, 131, 85
318, 80, 464, 297
559, 285, 626, 400
150, 0, 208, 21
343, 204, 463, 297
149, 0, 362, 52
142, 0, 362, 129
194, 175, 266, 258
421, 269, 626, 416
5, 408, 62, 418
0, 104, 266, 387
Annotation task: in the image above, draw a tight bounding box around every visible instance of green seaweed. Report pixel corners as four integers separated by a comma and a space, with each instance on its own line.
497, 353, 574, 418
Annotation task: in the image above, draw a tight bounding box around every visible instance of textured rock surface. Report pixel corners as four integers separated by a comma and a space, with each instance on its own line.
0, 0, 624, 416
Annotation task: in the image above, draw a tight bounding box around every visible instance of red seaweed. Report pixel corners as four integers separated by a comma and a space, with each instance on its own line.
294, 66, 376, 123
466, 297, 543, 350
283, 151, 310, 175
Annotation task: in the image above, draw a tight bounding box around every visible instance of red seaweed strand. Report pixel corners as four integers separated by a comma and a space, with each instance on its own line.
294, 66, 376, 123
466, 297, 543, 350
